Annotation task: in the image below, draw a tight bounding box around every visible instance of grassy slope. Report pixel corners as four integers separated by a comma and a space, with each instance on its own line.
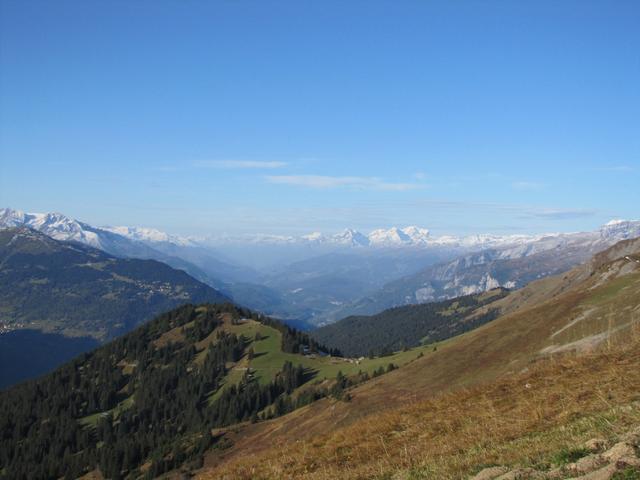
219, 318, 431, 389
199, 239, 640, 479
205, 336, 640, 480
75, 310, 432, 422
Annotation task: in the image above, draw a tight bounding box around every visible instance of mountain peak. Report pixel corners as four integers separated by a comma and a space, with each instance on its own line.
102, 225, 194, 246
598, 219, 640, 243
332, 228, 370, 246
368, 227, 414, 246
0, 208, 104, 248
0, 208, 199, 250
604, 218, 628, 226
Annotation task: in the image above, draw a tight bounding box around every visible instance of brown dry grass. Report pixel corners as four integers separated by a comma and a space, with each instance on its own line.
201, 336, 640, 480
196, 247, 640, 479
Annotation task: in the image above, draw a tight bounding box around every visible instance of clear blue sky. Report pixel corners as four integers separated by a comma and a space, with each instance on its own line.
1, 0, 638, 236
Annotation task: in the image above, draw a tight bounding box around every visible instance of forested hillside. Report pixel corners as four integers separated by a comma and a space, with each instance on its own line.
0, 227, 228, 339
0, 227, 230, 388
314, 288, 509, 357
0, 302, 331, 479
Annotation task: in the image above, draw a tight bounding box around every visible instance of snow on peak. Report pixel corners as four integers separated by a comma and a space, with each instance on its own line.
604, 219, 628, 226
366, 226, 432, 246
332, 229, 370, 246
0, 208, 195, 250
401, 226, 430, 244
102, 226, 194, 246
368, 227, 412, 246
599, 218, 640, 240
0, 208, 103, 248
0, 208, 26, 227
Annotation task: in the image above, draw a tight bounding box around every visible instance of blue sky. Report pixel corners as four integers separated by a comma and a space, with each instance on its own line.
1, 0, 638, 236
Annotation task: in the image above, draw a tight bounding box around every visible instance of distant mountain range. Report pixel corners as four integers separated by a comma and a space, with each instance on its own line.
201, 225, 552, 249
0, 207, 541, 250
5, 207, 639, 252
0, 208, 251, 284
318, 220, 640, 324
3, 207, 640, 326
0, 208, 280, 314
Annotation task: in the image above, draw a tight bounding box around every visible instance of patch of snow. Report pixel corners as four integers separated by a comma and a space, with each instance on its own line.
415, 285, 436, 302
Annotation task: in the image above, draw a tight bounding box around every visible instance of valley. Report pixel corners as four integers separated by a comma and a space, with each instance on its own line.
4, 207, 640, 327
200, 237, 640, 479
1, 234, 639, 479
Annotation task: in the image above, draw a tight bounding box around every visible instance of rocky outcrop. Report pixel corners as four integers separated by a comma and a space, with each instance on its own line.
470, 427, 640, 480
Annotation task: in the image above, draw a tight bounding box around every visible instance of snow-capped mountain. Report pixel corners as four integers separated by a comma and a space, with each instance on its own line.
101, 225, 195, 247
0, 208, 259, 288
8, 207, 638, 254
0, 208, 195, 250
1, 208, 113, 250
4, 206, 640, 327
289, 228, 370, 246
401, 226, 431, 245
368, 227, 413, 246
599, 219, 640, 242
318, 226, 638, 325
331, 228, 371, 246
204, 226, 535, 249
204, 226, 548, 250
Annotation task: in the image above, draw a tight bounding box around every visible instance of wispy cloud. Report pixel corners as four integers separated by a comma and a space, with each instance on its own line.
589, 165, 635, 172
511, 181, 545, 191
265, 175, 425, 191
520, 208, 596, 220
195, 160, 287, 169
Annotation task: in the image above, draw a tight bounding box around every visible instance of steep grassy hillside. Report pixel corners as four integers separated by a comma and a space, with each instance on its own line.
200, 237, 640, 479
206, 335, 640, 480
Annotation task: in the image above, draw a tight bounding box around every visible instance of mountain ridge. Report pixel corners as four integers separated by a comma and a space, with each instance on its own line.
6, 207, 639, 250
318, 227, 640, 324
0, 226, 229, 339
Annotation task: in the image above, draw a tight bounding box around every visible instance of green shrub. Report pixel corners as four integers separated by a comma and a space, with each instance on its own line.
612, 466, 640, 480
552, 447, 590, 465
